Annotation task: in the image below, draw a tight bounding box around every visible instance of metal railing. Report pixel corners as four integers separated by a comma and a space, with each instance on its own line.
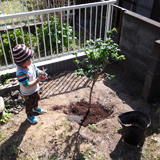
0, 0, 75, 14
0, 0, 116, 70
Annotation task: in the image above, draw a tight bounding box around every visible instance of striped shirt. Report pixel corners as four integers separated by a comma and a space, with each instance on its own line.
16, 61, 41, 95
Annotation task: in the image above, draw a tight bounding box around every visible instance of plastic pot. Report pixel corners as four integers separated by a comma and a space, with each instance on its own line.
118, 111, 151, 145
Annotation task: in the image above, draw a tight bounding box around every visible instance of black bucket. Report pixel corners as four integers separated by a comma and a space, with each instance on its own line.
118, 111, 151, 145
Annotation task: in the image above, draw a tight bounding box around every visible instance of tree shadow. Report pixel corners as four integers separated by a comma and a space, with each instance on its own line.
63, 111, 92, 159
61, 126, 86, 160
49, 110, 91, 160
0, 120, 31, 159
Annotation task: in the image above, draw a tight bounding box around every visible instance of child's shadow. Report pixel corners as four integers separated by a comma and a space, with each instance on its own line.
0, 120, 31, 159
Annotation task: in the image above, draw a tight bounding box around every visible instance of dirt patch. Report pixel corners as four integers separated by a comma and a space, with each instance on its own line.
0, 64, 160, 160
53, 100, 112, 127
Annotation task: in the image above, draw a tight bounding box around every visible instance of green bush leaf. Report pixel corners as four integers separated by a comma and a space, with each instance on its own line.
72, 51, 78, 57
74, 60, 79, 64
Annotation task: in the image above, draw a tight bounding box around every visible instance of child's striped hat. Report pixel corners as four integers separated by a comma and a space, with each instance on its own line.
12, 44, 34, 66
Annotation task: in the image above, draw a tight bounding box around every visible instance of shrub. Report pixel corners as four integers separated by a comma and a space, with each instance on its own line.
37, 16, 74, 55
0, 29, 37, 65
0, 73, 10, 85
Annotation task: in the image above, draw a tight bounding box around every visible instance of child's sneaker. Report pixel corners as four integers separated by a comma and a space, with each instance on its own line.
33, 107, 44, 114
27, 115, 38, 124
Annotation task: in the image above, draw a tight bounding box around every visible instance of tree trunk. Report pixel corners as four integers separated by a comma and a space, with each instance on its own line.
88, 79, 96, 112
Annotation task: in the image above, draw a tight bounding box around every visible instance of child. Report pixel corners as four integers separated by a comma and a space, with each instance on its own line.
12, 44, 48, 124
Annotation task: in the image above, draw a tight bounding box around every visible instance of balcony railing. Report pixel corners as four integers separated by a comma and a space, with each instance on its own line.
0, 0, 116, 70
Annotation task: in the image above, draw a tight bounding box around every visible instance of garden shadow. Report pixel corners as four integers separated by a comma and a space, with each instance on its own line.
0, 120, 31, 159
103, 63, 160, 135
103, 63, 144, 110
59, 127, 87, 160
40, 71, 91, 99
49, 112, 93, 160
110, 137, 143, 160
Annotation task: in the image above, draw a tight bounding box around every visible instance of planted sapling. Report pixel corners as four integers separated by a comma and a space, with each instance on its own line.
72, 28, 125, 113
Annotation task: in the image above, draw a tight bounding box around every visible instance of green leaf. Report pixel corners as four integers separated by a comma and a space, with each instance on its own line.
74, 60, 79, 64
81, 58, 89, 64
156, 108, 160, 114
74, 69, 84, 77
63, 35, 67, 38
71, 51, 78, 57
57, 40, 61, 44
105, 73, 115, 81
106, 28, 117, 37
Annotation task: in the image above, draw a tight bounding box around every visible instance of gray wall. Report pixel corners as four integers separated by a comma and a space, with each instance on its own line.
119, 10, 160, 101
142, 40, 160, 101
119, 10, 160, 82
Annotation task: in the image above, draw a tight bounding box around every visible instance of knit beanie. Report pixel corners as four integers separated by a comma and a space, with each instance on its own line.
12, 44, 34, 66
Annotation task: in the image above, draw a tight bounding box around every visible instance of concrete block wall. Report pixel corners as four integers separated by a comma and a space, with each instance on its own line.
119, 10, 160, 82
119, 10, 160, 101
142, 40, 160, 101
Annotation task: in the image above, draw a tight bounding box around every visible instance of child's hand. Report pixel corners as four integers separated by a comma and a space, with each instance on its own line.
44, 72, 48, 77
39, 71, 48, 77
38, 72, 48, 81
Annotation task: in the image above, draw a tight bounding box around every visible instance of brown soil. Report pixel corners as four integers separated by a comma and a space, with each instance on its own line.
54, 100, 112, 127
0, 63, 160, 160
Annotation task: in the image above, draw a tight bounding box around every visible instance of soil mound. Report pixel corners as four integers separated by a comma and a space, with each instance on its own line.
53, 100, 112, 127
